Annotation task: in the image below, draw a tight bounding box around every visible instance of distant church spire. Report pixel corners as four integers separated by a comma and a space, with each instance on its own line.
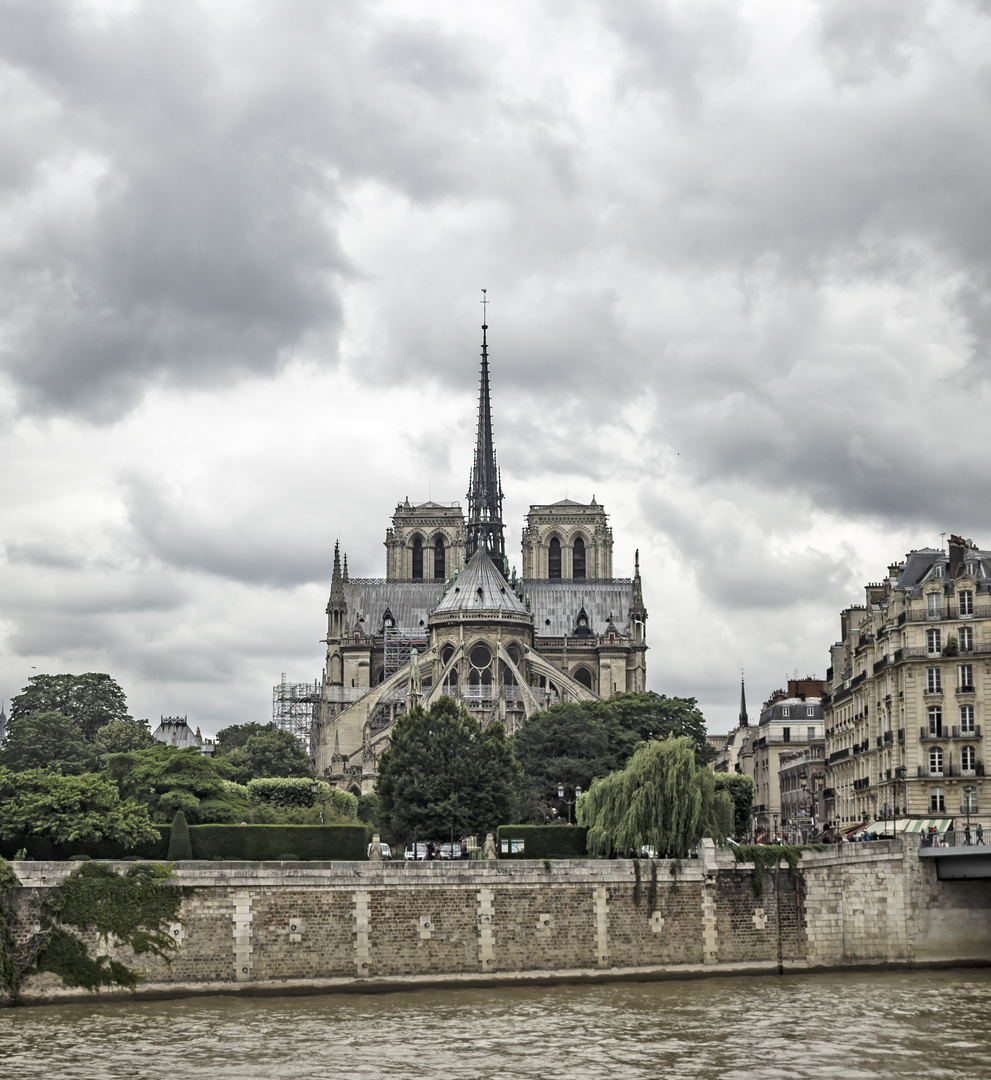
739, 671, 749, 728
466, 291, 506, 569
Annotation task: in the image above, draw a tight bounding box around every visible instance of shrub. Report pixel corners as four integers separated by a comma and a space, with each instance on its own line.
167, 811, 193, 861
275, 853, 300, 861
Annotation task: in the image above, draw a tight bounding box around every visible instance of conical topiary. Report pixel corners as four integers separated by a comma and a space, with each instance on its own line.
167, 810, 193, 861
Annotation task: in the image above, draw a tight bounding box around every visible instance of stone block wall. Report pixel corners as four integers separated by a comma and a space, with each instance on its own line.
9, 837, 991, 1002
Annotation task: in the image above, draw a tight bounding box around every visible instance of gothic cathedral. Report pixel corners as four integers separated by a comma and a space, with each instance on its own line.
313, 321, 647, 794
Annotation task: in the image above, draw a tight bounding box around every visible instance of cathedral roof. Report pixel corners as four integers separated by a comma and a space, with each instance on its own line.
343, 581, 445, 633
523, 579, 635, 637
433, 548, 528, 616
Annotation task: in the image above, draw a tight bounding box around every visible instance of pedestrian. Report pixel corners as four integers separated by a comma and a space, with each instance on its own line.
964, 825, 971, 845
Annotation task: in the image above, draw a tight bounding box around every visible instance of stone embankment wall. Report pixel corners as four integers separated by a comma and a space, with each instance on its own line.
10, 837, 991, 1003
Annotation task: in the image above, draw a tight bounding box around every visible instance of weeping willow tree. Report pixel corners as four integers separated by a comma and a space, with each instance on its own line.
578, 737, 733, 858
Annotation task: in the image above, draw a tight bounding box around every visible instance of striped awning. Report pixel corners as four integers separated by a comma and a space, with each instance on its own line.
870, 817, 954, 834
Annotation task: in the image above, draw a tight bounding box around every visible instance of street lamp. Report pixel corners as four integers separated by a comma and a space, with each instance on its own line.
557, 782, 582, 825
963, 786, 975, 844
310, 780, 326, 825
772, 812, 778, 844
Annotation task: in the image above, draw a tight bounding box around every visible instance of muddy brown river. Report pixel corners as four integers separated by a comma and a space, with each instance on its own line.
2, 969, 990, 1078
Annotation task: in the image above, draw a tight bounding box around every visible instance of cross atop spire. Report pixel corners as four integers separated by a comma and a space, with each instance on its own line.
466, 292, 506, 569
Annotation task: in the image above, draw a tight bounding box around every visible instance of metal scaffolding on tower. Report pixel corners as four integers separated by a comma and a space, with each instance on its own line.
272, 673, 321, 756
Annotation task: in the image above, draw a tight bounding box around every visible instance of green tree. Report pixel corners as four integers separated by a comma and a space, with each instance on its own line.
511, 701, 630, 823
93, 719, 158, 756
0, 712, 97, 774
10, 673, 131, 741
607, 692, 716, 767
578, 737, 733, 858
376, 697, 520, 839
0, 768, 159, 851
214, 724, 313, 784
102, 745, 237, 824
713, 773, 755, 837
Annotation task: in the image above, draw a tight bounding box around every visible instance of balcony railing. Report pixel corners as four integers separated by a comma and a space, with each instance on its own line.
902, 605, 991, 622
921, 726, 982, 740
917, 762, 985, 779
853, 777, 871, 790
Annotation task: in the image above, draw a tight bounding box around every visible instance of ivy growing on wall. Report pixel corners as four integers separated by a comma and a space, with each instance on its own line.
0, 857, 21, 1005
733, 844, 825, 897
1, 860, 184, 1005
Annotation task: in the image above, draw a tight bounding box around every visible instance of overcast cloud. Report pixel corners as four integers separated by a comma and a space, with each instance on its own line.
2, 0, 991, 736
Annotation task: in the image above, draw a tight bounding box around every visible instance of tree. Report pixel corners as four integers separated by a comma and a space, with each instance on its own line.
93, 719, 158, 756
0, 768, 159, 851
102, 745, 238, 824
607, 692, 716, 767
511, 701, 631, 823
214, 723, 313, 784
10, 673, 131, 741
578, 737, 733, 858
214, 722, 276, 753
714, 773, 755, 838
376, 697, 520, 839
0, 712, 97, 774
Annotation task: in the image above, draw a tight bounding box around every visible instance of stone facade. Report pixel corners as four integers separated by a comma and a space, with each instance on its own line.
735, 679, 825, 839
10, 838, 991, 1004
823, 535, 991, 832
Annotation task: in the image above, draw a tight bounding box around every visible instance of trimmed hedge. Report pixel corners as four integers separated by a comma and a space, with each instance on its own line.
0, 824, 366, 862
189, 825, 366, 861
495, 825, 588, 859
0, 829, 169, 862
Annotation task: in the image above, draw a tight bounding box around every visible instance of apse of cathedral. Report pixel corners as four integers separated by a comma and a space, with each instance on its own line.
313, 320, 648, 794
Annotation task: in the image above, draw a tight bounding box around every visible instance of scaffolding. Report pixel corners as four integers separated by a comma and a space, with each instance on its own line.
384, 627, 429, 679
272, 673, 321, 756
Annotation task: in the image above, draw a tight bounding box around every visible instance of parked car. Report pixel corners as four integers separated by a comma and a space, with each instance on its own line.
438, 842, 464, 860
404, 842, 428, 861
367, 842, 393, 859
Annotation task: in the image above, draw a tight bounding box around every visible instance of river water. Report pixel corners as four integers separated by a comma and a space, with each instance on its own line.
2, 970, 990, 1079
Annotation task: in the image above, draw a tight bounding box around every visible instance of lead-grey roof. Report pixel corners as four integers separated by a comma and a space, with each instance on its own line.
343, 581, 446, 633
523, 579, 634, 637
433, 548, 527, 615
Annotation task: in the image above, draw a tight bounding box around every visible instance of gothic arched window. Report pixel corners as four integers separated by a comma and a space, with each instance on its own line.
574, 667, 593, 690
573, 537, 586, 580
412, 535, 423, 580
434, 537, 445, 580
548, 537, 562, 579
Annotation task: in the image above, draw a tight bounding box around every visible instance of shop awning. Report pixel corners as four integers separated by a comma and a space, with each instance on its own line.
867, 817, 954, 834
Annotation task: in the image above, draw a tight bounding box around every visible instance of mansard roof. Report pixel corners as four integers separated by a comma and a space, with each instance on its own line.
433, 548, 528, 616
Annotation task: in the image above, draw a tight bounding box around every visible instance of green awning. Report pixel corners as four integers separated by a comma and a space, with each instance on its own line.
878, 817, 954, 834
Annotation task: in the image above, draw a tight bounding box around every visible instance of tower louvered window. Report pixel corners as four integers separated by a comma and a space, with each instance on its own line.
573, 537, 586, 580
549, 538, 561, 579
434, 537, 445, 580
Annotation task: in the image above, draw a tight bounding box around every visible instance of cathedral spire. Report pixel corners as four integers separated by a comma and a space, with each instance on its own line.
739, 671, 749, 728
466, 292, 506, 569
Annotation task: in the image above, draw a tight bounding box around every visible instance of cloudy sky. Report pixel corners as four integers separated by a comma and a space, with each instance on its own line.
2, 0, 991, 739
